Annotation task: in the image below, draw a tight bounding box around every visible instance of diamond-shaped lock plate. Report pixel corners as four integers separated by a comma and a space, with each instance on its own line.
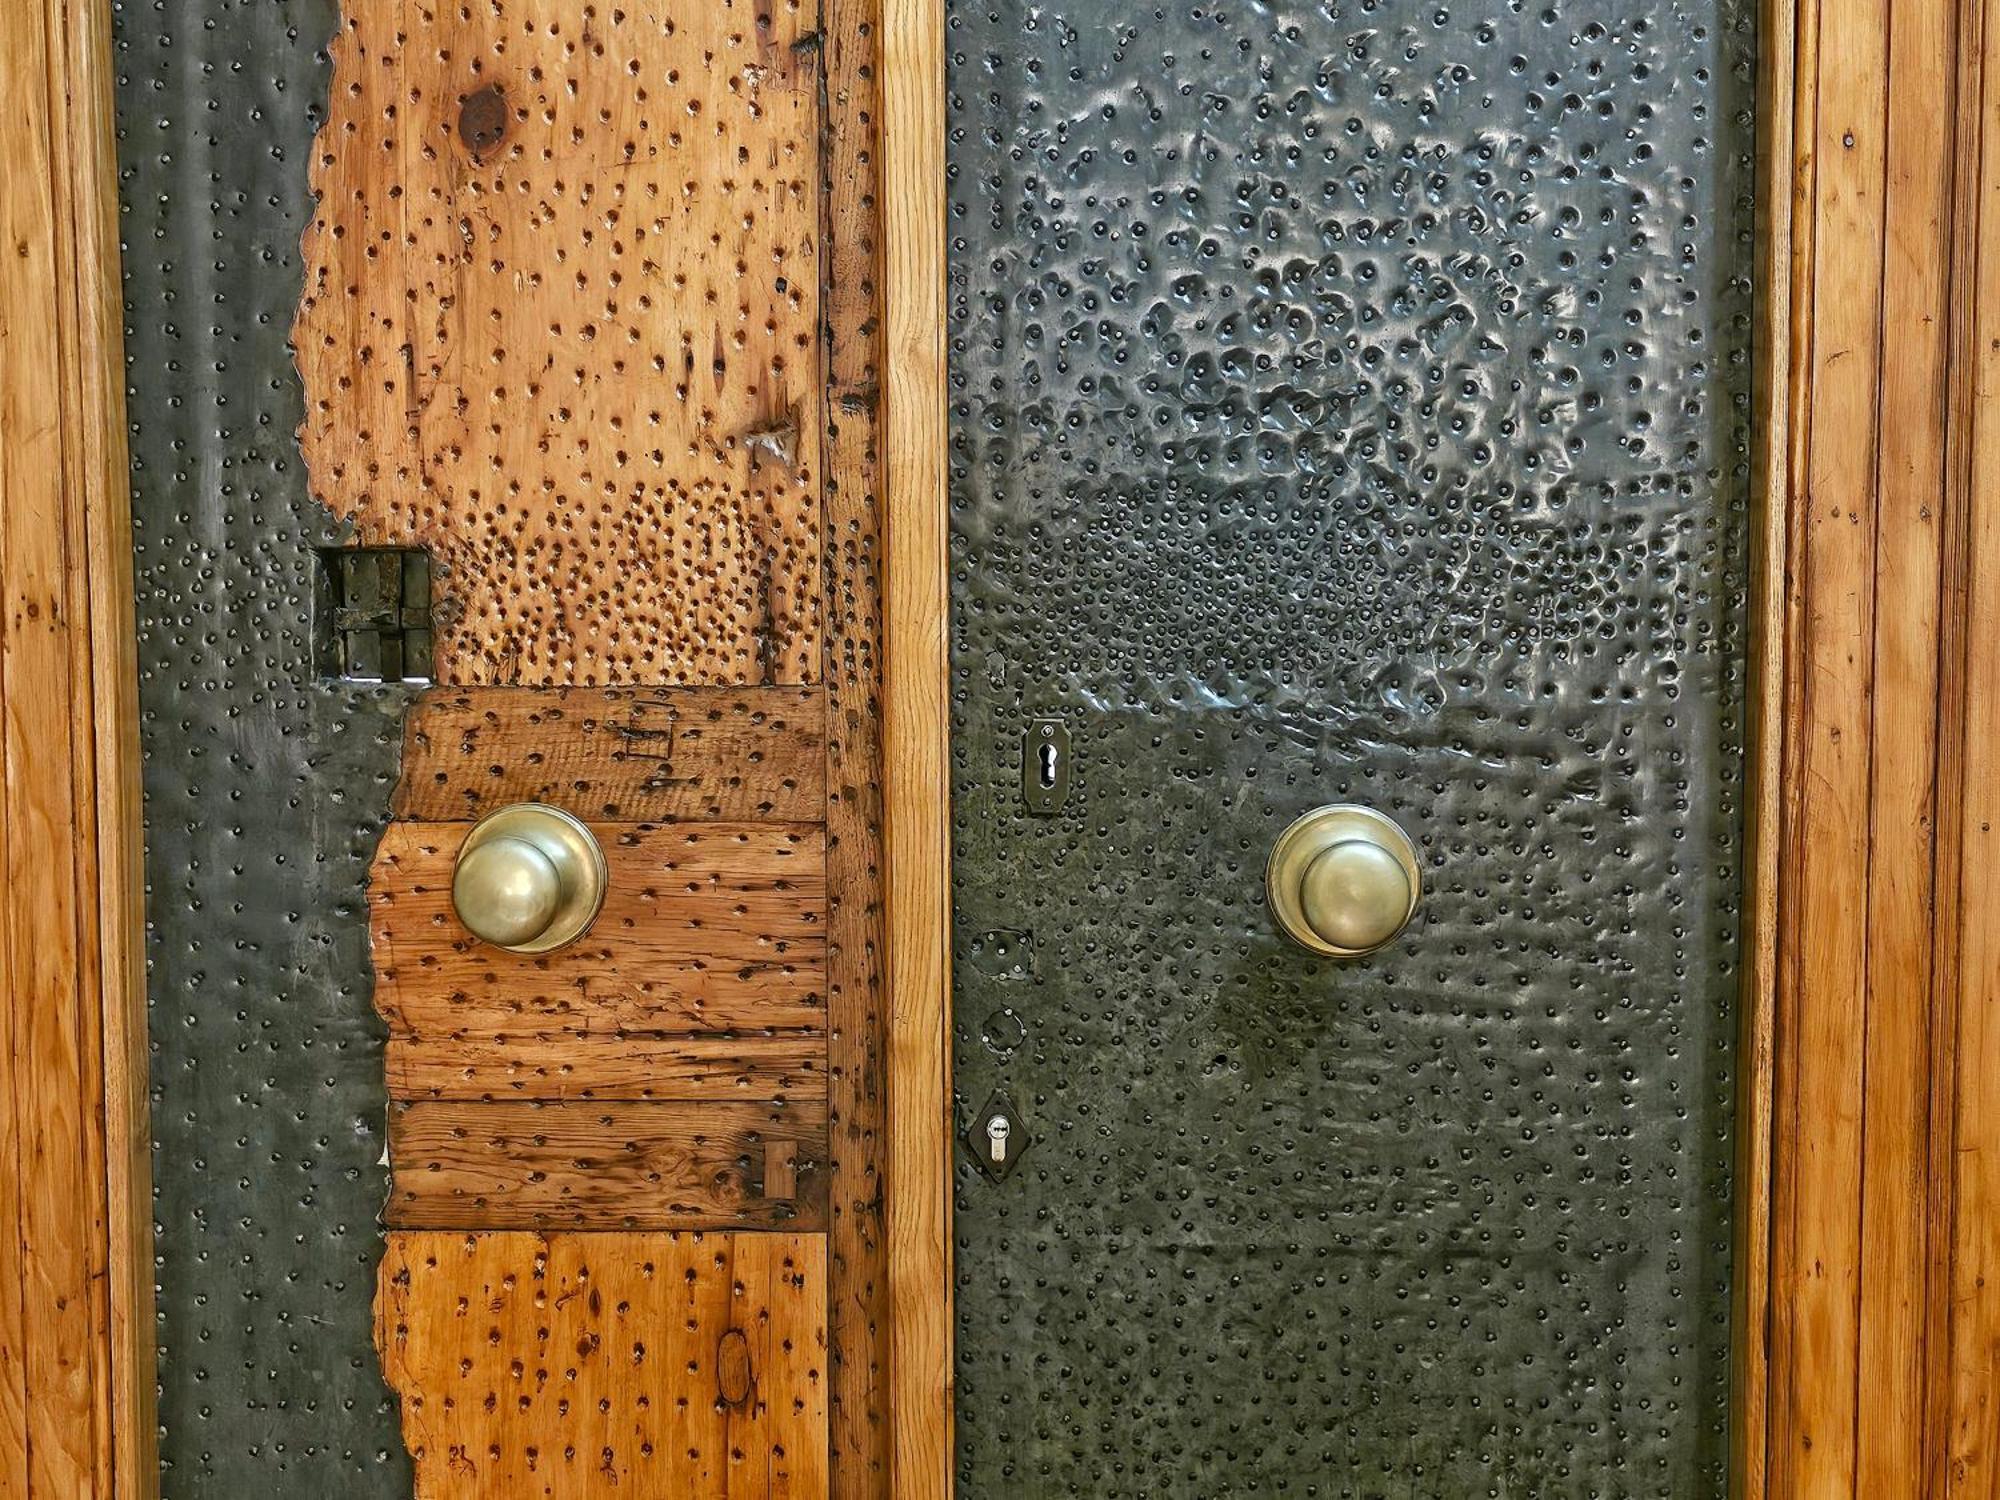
965, 1093, 1030, 1182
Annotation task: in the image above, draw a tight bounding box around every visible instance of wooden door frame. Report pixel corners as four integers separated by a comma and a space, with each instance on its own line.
5, 0, 1995, 1494
878, 0, 2000, 1495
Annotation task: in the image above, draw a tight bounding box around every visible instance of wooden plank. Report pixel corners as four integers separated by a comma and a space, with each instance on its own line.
1768, 0, 1894, 1484
387, 1100, 828, 1230
394, 685, 826, 823
0, 0, 150, 1491
372, 820, 827, 1037
821, 0, 891, 1486
1730, 0, 1801, 1483
0, 2, 149, 1497
377, 1231, 828, 1498
388, 1030, 825, 1102
296, 0, 825, 688
1856, 0, 1958, 1479
1946, 1, 2000, 1483
880, 0, 952, 1493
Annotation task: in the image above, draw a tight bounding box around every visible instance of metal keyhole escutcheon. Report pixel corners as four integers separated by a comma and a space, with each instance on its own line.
1266, 804, 1422, 958
451, 802, 608, 954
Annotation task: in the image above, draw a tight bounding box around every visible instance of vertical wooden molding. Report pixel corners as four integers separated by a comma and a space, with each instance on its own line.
882, 0, 952, 1496
1753, 0, 1995, 1488
1730, 0, 1802, 1484
0, 0, 152, 1496
1944, 0, 2000, 1484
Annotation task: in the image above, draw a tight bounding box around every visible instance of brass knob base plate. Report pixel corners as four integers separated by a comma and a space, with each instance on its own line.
1266, 803, 1421, 958
452, 803, 608, 954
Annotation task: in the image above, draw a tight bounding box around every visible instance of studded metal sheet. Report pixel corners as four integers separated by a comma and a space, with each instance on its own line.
112, 0, 415, 1491
946, 0, 1755, 1495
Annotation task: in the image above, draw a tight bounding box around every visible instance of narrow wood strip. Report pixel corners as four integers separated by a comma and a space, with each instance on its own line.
1946, 5, 2000, 1484
1731, 0, 1802, 1485
1, 0, 112, 1486
881, 0, 953, 1492
394, 685, 827, 823
1856, 0, 1959, 1480
387, 1100, 829, 1231
821, 0, 892, 1488
1771, 0, 1895, 1484
372, 821, 827, 1038
387, 1031, 826, 1102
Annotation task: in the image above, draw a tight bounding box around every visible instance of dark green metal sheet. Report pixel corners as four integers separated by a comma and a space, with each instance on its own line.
113, 0, 413, 1491
945, 0, 1756, 1494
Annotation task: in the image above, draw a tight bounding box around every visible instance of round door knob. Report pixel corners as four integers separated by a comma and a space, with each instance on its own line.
451, 803, 607, 954
1266, 804, 1421, 957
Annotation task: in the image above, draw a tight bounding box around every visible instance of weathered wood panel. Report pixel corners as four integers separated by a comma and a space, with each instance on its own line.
377, 1231, 828, 1498
820, 0, 890, 1488
295, 0, 824, 688
388, 1030, 824, 1103
388, 1100, 827, 1230
394, 686, 825, 823
371, 821, 826, 1037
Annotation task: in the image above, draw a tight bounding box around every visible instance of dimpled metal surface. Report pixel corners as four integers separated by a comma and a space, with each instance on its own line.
946, 0, 1754, 1495
112, 0, 414, 1491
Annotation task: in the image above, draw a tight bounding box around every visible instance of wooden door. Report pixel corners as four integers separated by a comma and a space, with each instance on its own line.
110, 0, 888, 1495
295, 5, 885, 1495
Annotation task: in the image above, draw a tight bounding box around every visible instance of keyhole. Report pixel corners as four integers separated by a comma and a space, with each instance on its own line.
1038, 741, 1059, 789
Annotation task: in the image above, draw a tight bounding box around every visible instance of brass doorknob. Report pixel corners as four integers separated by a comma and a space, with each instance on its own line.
1266, 804, 1421, 957
450, 803, 607, 954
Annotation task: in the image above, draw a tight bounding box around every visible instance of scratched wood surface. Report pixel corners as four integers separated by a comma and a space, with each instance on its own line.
395, 686, 825, 822
388, 1099, 828, 1230
378, 1231, 827, 1499
388, 1029, 824, 1102
295, 0, 824, 688
371, 820, 826, 1037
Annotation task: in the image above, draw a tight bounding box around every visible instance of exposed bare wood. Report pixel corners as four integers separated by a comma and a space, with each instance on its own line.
371, 821, 827, 1038
295, 0, 826, 688
1945, 0, 2000, 1482
388, 1099, 829, 1230
880, 0, 952, 1494
0, 0, 150, 1493
1730, 0, 1799, 1483
387, 1030, 825, 1103
821, 0, 892, 1488
395, 686, 826, 823
377, 1231, 828, 1498
1754, 0, 1992, 1487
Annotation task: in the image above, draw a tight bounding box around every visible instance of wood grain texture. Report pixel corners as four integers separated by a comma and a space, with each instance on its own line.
820, 0, 892, 1489
1752, 0, 1995, 1489
396, 685, 825, 822
388, 1029, 824, 1102
880, 0, 952, 1494
1945, 0, 2000, 1484
388, 1100, 828, 1230
378, 1231, 828, 1498
0, 0, 151, 1494
371, 820, 826, 1037
1729, 0, 1798, 1483
295, 0, 824, 688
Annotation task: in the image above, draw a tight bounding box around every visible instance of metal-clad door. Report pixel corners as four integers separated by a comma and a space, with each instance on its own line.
947, 3, 1752, 1493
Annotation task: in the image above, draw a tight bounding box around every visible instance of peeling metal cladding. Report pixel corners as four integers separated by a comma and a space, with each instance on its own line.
946, 0, 1755, 1494
112, 0, 415, 1492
